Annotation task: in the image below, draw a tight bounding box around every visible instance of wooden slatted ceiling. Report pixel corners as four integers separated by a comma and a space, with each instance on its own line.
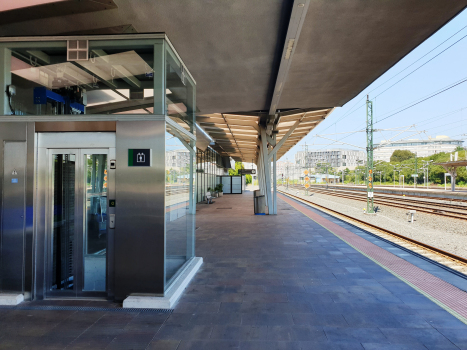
196, 109, 333, 162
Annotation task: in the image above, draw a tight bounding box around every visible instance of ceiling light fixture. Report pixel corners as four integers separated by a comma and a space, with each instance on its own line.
284, 39, 295, 59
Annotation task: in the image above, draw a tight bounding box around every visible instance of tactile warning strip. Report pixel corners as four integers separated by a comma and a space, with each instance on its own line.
279, 193, 467, 324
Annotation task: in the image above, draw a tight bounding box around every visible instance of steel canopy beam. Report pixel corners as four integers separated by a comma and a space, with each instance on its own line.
268, 116, 303, 161
269, 0, 310, 116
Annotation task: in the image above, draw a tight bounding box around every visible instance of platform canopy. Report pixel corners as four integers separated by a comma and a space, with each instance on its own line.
1, 0, 466, 160
198, 108, 333, 162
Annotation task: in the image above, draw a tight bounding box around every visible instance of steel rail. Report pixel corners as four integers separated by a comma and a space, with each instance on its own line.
311, 184, 467, 203
289, 185, 467, 220
290, 185, 467, 209
309, 188, 467, 213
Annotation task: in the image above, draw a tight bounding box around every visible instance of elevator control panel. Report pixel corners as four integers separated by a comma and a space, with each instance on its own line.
109, 214, 116, 229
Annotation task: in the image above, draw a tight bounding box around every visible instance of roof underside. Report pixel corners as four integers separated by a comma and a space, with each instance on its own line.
1, 0, 466, 161
198, 109, 333, 162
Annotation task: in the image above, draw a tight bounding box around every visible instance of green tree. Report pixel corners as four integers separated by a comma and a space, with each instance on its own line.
229, 162, 253, 184
390, 150, 416, 162
229, 161, 244, 175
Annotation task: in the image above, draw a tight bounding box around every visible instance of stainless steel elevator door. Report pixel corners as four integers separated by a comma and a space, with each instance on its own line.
46, 149, 109, 297
1, 142, 26, 292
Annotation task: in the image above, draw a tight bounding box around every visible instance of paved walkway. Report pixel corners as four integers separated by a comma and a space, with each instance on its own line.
1, 190, 467, 349
168, 191, 467, 350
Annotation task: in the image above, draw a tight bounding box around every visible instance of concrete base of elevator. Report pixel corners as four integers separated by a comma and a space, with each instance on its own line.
123, 257, 203, 309
0, 293, 24, 306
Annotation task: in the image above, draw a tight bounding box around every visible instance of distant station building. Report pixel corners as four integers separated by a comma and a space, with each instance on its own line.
374, 135, 464, 162
276, 160, 295, 177
295, 149, 366, 171
166, 149, 191, 169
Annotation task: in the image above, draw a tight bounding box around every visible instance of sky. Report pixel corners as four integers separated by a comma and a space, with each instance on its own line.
281, 8, 467, 163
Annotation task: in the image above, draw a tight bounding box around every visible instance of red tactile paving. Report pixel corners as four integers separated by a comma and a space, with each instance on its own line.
279, 193, 467, 323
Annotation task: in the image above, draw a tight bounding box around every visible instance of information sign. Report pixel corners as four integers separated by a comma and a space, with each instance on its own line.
128, 149, 152, 167
239, 169, 256, 174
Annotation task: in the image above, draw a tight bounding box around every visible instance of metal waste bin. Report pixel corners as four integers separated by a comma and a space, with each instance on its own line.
254, 190, 266, 215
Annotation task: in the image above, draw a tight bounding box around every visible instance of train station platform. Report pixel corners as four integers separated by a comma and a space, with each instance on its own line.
1, 190, 467, 349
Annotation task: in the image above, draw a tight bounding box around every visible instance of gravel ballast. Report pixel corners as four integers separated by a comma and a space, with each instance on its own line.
279, 186, 467, 260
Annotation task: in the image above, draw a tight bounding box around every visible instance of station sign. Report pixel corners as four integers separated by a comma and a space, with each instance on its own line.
128, 149, 152, 167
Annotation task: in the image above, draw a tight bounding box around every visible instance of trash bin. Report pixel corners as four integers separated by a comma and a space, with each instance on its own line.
254, 190, 266, 215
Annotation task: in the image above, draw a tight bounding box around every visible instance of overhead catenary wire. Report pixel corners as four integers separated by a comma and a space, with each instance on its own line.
373, 32, 467, 100
374, 76, 467, 125
310, 81, 467, 151
369, 24, 467, 96
309, 25, 467, 138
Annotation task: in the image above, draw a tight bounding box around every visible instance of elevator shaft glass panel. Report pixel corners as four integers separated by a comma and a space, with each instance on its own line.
51, 154, 76, 291
83, 154, 108, 291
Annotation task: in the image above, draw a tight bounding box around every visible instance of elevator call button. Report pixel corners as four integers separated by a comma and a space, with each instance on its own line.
109, 200, 116, 207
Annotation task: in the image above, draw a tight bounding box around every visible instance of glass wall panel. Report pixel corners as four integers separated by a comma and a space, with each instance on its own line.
195, 147, 226, 203
166, 45, 195, 133
83, 154, 107, 291
165, 129, 195, 287
5, 39, 158, 115
51, 154, 75, 291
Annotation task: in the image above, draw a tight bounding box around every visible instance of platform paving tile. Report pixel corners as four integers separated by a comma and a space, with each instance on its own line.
361, 343, 428, 350
2, 192, 467, 349
434, 328, 467, 349
378, 328, 460, 349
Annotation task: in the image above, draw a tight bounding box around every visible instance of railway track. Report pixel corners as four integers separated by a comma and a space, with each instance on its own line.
278, 190, 467, 272
289, 185, 467, 221
166, 186, 189, 196
312, 184, 467, 204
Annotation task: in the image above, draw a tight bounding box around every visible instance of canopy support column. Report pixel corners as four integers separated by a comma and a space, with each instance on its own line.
260, 127, 273, 214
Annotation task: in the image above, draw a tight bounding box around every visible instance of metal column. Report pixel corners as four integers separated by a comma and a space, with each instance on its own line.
366, 97, 375, 214
272, 152, 277, 215
260, 127, 273, 214
0, 48, 12, 115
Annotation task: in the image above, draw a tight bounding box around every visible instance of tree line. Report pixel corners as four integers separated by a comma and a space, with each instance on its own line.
339, 147, 466, 186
